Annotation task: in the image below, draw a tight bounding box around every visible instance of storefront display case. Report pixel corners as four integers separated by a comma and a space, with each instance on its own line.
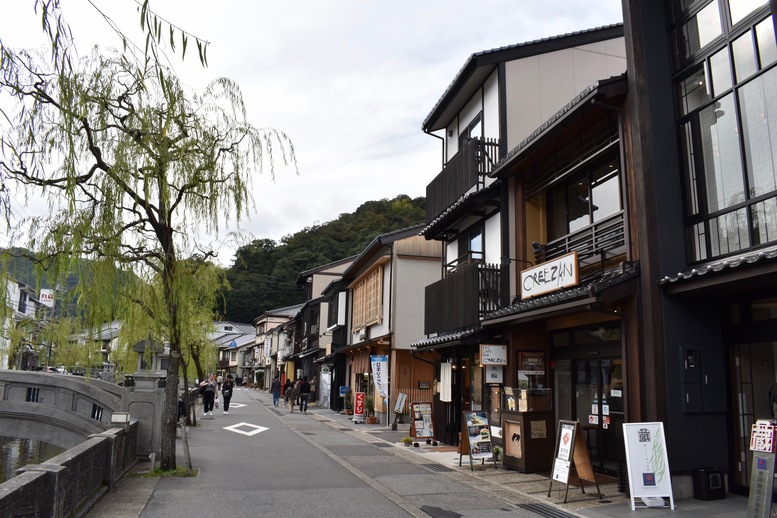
501, 388, 555, 473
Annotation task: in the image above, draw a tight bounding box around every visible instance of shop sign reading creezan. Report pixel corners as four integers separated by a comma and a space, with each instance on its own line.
521, 251, 579, 299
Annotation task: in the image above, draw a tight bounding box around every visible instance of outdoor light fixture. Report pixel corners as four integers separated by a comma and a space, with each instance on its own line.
110, 412, 131, 424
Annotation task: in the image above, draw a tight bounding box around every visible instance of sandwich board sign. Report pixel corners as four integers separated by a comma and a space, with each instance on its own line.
547, 420, 601, 503
622, 422, 675, 510
459, 411, 498, 471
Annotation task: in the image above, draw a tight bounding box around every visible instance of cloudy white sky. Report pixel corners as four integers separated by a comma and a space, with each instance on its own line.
1, 0, 623, 265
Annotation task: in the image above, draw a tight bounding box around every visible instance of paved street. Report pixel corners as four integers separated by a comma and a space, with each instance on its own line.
88, 387, 547, 518
86, 388, 748, 518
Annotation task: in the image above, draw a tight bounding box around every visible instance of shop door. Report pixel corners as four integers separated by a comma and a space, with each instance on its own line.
573, 358, 625, 475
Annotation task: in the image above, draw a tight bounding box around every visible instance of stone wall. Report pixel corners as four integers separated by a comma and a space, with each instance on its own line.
0, 423, 138, 517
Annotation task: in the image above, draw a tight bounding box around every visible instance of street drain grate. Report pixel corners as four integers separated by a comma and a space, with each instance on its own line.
422, 463, 454, 473
521, 503, 578, 518
301, 432, 315, 435
270, 409, 283, 416
371, 443, 392, 448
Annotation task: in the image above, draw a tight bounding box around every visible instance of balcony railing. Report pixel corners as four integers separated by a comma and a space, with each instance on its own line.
424, 262, 501, 335
534, 211, 627, 266
426, 138, 500, 224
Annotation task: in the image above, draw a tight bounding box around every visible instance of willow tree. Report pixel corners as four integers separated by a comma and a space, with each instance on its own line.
0, 38, 294, 467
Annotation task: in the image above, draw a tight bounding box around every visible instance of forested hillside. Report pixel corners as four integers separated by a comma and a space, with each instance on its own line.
221, 195, 426, 322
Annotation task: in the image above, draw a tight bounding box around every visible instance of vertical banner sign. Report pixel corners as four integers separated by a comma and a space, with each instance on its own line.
352, 392, 365, 423
622, 422, 675, 510
370, 355, 389, 397
748, 420, 776, 518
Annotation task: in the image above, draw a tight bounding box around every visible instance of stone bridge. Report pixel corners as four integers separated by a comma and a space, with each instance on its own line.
0, 370, 165, 455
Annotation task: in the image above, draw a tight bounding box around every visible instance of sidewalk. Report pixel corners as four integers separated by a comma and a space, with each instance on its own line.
292, 392, 749, 518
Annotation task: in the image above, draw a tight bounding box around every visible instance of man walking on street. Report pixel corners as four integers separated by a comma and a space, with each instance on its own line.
270, 375, 282, 407
299, 376, 311, 413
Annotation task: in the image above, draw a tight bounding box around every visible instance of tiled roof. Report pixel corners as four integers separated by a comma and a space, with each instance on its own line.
410, 327, 480, 349
658, 245, 777, 285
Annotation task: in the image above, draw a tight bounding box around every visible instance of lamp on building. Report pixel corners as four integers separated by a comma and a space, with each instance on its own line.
531, 241, 545, 255
110, 412, 131, 425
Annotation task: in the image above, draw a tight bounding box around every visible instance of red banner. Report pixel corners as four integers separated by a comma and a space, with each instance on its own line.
354, 392, 365, 416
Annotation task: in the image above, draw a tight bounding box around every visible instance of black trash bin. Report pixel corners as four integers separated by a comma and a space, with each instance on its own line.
693, 467, 725, 500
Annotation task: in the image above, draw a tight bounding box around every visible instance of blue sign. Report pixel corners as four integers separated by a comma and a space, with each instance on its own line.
339, 386, 351, 397
228, 340, 237, 349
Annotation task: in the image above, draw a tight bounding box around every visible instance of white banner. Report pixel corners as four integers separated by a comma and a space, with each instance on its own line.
623, 422, 675, 510
370, 355, 389, 398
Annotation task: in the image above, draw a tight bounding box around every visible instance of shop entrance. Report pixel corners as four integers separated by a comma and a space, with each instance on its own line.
553, 322, 624, 476
572, 358, 625, 475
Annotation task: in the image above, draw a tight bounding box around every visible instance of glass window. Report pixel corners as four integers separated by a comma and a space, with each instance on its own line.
710, 207, 749, 255
733, 30, 758, 82
682, 1, 722, 58
710, 47, 733, 95
751, 197, 777, 245
739, 67, 777, 197
681, 122, 701, 216
729, 0, 768, 25
700, 93, 745, 212
756, 16, 777, 67
469, 226, 483, 261
568, 178, 591, 233
679, 65, 712, 115
591, 164, 621, 222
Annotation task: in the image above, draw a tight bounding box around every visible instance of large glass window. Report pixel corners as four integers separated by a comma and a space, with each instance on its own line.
676, 5, 777, 262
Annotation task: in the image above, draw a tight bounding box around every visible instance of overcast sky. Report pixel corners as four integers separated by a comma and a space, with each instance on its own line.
1, 1, 623, 265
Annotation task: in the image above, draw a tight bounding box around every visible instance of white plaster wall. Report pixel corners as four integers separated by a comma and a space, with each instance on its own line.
484, 213, 502, 265
392, 257, 440, 349
446, 240, 458, 267
505, 37, 626, 149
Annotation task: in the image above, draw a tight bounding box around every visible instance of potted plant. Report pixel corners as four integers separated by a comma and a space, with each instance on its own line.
493, 446, 503, 462
401, 436, 413, 446
364, 394, 378, 424
344, 391, 353, 415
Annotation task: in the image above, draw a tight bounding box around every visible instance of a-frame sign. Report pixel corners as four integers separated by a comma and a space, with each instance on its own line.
547, 420, 602, 503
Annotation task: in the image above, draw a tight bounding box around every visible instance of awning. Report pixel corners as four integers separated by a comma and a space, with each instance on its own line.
410, 327, 479, 351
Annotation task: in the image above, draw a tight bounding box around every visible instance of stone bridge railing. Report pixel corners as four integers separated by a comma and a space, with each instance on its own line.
0, 423, 138, 517
0, 370, 165, 455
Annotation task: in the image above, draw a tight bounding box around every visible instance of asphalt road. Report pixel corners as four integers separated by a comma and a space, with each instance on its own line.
86, 387, 544, 518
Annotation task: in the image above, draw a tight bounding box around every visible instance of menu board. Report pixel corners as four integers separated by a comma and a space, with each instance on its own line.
411, 402, 434, 439
459, 411, 498, 470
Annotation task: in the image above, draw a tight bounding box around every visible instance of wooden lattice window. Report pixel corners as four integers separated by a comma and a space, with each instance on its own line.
351, 265, 383, 332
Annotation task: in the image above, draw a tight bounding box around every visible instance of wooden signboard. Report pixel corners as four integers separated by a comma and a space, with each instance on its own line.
459, 411, 498, 471
410, 402, 436, 445
547, 420, 602, 503
623, 422, 674, 510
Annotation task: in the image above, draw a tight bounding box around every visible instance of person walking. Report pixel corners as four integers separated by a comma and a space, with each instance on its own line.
270, 376, 282, 407
283, 378, 293, 405
299, 376, 311, 413
199, 374, 218, 416
288, 379, 301, 413
216, 374, 223, 390
221, 374, 235, 415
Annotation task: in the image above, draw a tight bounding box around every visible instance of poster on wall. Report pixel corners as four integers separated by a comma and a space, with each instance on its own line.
517, 351, 545, 389
622, 422, 675, 510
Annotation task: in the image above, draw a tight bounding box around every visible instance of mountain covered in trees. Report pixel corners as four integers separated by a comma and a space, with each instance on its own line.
220, 195, 426, 322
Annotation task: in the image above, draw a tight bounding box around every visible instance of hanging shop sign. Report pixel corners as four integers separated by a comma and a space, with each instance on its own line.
480, 344, 507, 365
520, 251, 579, 299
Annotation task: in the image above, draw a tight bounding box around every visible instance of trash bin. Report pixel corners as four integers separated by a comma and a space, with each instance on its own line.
693, 467, 725, 500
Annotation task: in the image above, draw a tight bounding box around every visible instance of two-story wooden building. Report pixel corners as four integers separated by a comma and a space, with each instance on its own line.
413, 25, 628, 447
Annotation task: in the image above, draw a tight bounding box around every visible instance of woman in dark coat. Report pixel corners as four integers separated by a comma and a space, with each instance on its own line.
221, 374, 235, 415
